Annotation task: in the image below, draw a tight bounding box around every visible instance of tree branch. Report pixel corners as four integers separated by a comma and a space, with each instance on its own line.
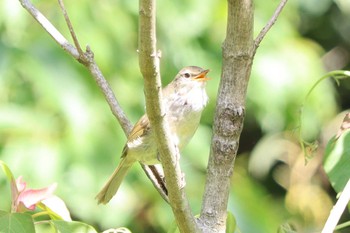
18, 0, 131, 134
198, 0, 254, 232
57, 0, 84, 56
19, 0, 79, 59
254, 0, 289, 53
18, 0, 168, 202
138, 0, 199, 232
83, 49, 132, 134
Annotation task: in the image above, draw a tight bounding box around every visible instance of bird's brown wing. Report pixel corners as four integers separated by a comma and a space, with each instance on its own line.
121, 114, 150, 157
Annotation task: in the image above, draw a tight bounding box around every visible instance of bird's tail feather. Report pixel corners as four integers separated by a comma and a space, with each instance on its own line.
96, 157, 133, 204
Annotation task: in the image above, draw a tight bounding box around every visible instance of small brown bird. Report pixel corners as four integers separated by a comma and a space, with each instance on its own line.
96, 66, 210, 204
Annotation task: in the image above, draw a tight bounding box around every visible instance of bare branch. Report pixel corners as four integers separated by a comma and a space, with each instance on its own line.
322, 179, 350, 233
254, 0, 289, 53
83, 47, 133, 134
138, 0, 199, 232
19, 0, 79, 59
142, 164, 169, 203
18, 0, 131, 134
57, 0, 84, 55
18, 0, 168, 200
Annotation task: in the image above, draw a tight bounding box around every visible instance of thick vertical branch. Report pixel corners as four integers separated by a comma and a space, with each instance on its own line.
199, 0, 254, 232
138, 0, 199, 232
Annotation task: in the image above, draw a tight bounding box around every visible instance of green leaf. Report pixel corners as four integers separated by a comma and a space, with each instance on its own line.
323, 131, 350, 193
0, 160, 16, 185
52, 220, 97, 233
0, 212, 35, 233
0, 211, 7, 217
226, 211, 236, 233
0, 160, 18, 210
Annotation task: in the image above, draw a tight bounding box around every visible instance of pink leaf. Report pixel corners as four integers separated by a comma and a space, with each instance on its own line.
13, 176, 57, 212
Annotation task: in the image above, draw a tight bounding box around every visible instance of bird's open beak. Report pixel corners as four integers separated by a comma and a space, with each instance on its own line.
193, 69, 210, 81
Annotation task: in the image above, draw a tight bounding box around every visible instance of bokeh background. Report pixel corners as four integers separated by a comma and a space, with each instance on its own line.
1, 0, 350, 232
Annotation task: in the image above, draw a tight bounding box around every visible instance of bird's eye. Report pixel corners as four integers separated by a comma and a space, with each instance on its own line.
183, 73, 191, 78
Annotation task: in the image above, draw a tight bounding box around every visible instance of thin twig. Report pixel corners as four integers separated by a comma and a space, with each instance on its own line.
57, 0, 84, 55
83, 48, 133, 134
322, 179, 350, 233
19, 0, 131, 134
19, 0, 79, 59
17, 0, 168, 201
142, 164, 169, 203
254, 0, 288, 53
18, 0, 131, 133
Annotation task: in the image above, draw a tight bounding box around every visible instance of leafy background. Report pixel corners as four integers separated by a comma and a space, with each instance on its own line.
0, 0, 350, 232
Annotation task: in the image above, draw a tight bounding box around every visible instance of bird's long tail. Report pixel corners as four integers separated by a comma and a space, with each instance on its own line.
96, 156, 134, 204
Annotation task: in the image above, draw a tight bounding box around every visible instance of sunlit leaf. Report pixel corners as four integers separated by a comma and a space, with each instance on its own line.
0, 160, 15, 183
52, 220, 97, 233
0, 160, 18, 212
39, 196, 72, 221
324, 131, 350, 193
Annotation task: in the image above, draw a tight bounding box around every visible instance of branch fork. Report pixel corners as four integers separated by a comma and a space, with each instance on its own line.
18, 0, 290, 232
18, 0, 168, 202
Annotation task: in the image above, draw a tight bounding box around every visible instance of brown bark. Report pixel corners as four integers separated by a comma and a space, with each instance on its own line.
198, 0, 254, 232
138, 0, 199, 232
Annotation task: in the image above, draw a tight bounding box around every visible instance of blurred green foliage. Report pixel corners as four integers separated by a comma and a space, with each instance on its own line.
1, 0, 350, 232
